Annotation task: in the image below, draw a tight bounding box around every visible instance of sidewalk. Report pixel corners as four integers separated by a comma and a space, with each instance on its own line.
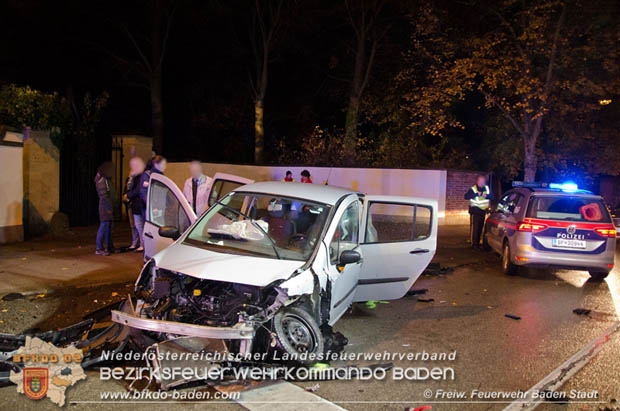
0, 224, 144, 296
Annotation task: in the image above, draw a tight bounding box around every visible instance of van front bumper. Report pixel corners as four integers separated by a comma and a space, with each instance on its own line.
111, 309, 255, 340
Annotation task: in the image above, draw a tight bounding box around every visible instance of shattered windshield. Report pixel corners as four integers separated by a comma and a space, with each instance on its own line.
184, 192, 330, 261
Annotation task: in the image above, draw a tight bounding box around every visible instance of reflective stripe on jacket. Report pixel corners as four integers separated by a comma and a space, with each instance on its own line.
469, 185, 490, 210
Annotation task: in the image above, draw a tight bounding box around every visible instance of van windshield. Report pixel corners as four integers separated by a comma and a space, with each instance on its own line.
526, 196, 610, 223
184, 192, 330, 261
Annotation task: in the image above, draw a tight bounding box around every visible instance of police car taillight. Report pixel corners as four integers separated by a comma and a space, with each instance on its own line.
594, 227, 616, 237
517, 222, 548, 232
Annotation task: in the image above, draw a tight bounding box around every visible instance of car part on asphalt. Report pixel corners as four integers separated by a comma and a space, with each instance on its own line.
573, 308, 592, 316
406, 288, 428, 296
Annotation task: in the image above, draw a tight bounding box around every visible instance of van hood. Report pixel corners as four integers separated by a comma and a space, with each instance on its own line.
153, 242, 305, 287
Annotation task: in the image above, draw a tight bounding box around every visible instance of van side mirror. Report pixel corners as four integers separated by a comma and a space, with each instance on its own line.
339, 250, 361, 266
159, 226, 180, 240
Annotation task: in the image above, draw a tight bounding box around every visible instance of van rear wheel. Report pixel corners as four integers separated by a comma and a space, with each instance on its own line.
502, 242, 518, 276
588, 270, 610, 282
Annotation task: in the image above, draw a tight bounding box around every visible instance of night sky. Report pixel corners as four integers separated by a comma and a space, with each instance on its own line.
1, 0, 618, 173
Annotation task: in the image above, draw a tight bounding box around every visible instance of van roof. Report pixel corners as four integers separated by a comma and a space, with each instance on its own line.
234, 181, 357, 205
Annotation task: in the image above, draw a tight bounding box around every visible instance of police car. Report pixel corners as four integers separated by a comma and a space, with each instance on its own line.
483, 182, 616, 280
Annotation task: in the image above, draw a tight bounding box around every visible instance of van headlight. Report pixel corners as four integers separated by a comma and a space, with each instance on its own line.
135, 258, 156, 293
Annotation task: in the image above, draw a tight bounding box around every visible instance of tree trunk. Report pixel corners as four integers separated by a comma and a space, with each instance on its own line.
344, 94, 360, 158
254, 99, 264, 164
151, 0, 164, 154
523, 134, 537, 182
344, 34, 366, 160
151, 70, 164, 155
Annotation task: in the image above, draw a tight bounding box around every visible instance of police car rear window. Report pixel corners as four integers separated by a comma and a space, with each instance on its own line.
526, 196, 610, 223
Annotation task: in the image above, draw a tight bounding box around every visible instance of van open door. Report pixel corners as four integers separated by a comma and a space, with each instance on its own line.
208, 173, 254, 208
353, 196, 438, 302
143, 173, 197, 260
144, 172, 254, 260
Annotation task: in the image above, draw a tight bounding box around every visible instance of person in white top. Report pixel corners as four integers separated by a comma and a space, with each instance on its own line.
183, 161, 213, 216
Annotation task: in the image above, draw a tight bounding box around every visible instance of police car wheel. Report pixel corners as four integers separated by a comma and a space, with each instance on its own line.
502, 242, 517, 275
588, 270, 609, 282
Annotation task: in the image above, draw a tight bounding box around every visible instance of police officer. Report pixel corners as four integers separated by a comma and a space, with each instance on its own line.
464, 175, 493, 249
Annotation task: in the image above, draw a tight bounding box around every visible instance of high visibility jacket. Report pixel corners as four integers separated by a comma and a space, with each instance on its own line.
281, 177, 296, 182
469, 185, 490, 210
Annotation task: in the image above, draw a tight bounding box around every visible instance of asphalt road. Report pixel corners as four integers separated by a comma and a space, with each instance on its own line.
0, 225, 618, 410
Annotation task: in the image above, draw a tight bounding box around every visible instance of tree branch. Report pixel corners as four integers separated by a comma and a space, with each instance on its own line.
157, 3, 178, 69
125, 27, 152, 73
481, 89, 527, 138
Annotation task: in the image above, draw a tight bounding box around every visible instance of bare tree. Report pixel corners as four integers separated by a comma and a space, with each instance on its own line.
107, 0, 176, 154
343, 0, 390, 160
249, 0, 286, 164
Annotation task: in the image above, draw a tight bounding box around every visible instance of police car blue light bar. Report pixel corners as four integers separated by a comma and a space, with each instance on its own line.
548, 182, 578, 192
512, 181, 549, 188
512, 181, 591, 194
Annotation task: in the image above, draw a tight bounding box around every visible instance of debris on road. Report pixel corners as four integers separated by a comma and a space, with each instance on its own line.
573, 308, 592, 316
505, 314, 521, 320
305, 383, 320, 392
422, 263, 454, 276
365, 300, 389, 309
1, 293, 24, 302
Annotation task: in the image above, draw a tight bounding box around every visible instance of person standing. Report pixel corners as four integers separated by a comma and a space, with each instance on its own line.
95, 162, 116, 256
300, 169, 313, 183
464, 174, 493, 249
138, 155, 167, 214
133, 155, 166, 254
126, 157, 146, 252
183, 161, 213, 216
281, 170, 296, 182
150, 155, 167, 175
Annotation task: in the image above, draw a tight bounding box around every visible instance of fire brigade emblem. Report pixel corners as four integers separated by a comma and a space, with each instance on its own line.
24, 368, 48, 400
567, 225, 576, 235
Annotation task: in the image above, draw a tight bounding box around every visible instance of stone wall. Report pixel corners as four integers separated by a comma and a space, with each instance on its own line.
22, 130, 60, 237
0, 131, 24, 243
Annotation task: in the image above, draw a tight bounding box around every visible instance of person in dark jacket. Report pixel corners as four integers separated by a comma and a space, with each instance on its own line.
136, 155, 167, 215
130, 155, 167, 254
95, 162, 116, 255
125, 157, 146, 251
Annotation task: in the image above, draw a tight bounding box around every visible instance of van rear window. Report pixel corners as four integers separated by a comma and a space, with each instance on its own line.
526, 196, 610, 223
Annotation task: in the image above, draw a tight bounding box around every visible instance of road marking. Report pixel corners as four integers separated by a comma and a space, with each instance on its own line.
236, 381, 346, 411
503, 321, 620, 411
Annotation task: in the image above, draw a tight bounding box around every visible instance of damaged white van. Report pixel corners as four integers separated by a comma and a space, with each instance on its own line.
112, 174, 437, 359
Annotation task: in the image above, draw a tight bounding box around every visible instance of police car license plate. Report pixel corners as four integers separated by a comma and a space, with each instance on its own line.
552, 238, 586, 249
